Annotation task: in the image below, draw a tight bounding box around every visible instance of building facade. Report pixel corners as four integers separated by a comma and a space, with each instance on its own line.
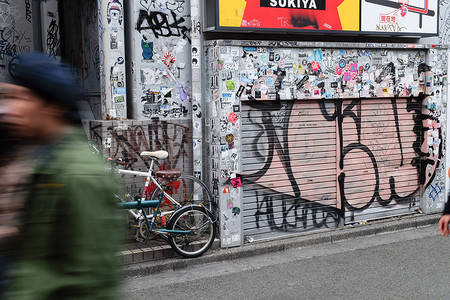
1, 0, 449, 248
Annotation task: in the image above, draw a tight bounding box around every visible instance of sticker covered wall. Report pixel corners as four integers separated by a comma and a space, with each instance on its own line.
98, 0, 127, 119
217, 41, 429, 102
128, 0, 192, 120
205, 40, 447, 244
218, 0, 360, 31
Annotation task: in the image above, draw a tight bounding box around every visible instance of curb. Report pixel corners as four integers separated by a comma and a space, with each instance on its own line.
120, 213, 441, 279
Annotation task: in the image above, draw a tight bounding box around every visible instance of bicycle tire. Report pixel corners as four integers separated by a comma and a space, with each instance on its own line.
167, 205, 216, 258
150, 175, 214, 211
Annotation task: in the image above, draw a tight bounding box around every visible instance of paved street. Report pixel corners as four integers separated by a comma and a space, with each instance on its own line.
122, 225, 450, 299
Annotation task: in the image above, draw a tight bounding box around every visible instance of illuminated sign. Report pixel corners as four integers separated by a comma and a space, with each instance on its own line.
361, 0, 437, 35
211, 0, 438, 36
218, 0, 360, 32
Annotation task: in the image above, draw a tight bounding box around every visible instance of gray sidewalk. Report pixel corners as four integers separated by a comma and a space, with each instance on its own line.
120, 213, 441, 278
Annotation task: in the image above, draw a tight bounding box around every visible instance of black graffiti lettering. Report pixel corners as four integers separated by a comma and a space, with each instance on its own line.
46, 19, 60, 57
0, 30, 17, 59
25, 0, 32, 23
254, 194, 339, 231
1, 27, 26, 44
136, 10, 191, 43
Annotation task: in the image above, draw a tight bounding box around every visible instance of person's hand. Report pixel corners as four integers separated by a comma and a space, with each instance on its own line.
438, 214, 450, 236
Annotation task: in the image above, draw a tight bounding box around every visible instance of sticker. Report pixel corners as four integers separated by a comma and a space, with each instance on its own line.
114, 95, 125, 103
225, 133, 235, 144
192, 58, 199, 68
243, 46, 257, 52
162, 52, 176, 67
266, 76, 275, 86
295, 74, 309, 89
314, 49, 322, 61
236, 85, 245, 97
231, 177, 242, 188
232, 207, 240, 216
141, 39, 153, 60
110, 33, 118, 49
103, 138, 112, 149
339, 59, 346, 68
343, 72, 352, 81
311, 61, 320, 71
240, 76, 253, 85
223, 185, 230, 194
116, 87, 126, 94
226, 81, 236, 91
228, 112, 238, 123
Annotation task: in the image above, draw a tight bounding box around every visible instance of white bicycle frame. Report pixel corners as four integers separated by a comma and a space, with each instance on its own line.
117, 157, 184, 211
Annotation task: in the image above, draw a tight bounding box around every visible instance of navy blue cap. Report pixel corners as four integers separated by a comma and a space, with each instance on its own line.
7, 52, 80, 107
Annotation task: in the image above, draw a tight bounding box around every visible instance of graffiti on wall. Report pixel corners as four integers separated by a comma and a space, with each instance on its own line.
46, 18, 60, 57
69, 0, 101, 92
133, 0, 191, 119
91, 120, 192, 196
0, 0, 32, 77
206, 42, 448, 242
91, 120, 191, 170
243, 96, 441, 231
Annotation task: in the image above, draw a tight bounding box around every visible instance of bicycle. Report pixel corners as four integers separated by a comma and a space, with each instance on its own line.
112, 150, 216, 257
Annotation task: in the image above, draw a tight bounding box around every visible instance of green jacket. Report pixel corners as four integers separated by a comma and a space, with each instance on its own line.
5, 128, 121, 300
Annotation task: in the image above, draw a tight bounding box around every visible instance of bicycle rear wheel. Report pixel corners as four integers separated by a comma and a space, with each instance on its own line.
151, 175, 214, 211
167, 205, 216, 258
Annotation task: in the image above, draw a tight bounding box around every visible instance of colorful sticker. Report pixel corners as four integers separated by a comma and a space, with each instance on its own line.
162, 52, 176, 67
141, 39, 153, 60
231, 177, 242, 188
228, 112, 238, 123
223, 185, 230, 194
225, 133, 235, 144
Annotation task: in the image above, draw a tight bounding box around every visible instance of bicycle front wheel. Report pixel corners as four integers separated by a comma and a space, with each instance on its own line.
151, 175, 214, 211
167, 205, 216, 258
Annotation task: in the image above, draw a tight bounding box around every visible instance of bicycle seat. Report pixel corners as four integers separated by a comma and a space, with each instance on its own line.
140, 150, 168, 159
155, 169, 181, 180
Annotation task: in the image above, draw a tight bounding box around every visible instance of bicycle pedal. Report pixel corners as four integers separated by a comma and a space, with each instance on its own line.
131, 225, 140, 229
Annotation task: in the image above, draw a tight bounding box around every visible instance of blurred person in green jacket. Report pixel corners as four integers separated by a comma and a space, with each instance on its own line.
0, 52, 121, 299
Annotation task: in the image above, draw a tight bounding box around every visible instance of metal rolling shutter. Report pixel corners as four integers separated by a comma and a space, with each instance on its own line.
341, 98, 421, 223
241, 100, 340, 241
240, 97, 421, 241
